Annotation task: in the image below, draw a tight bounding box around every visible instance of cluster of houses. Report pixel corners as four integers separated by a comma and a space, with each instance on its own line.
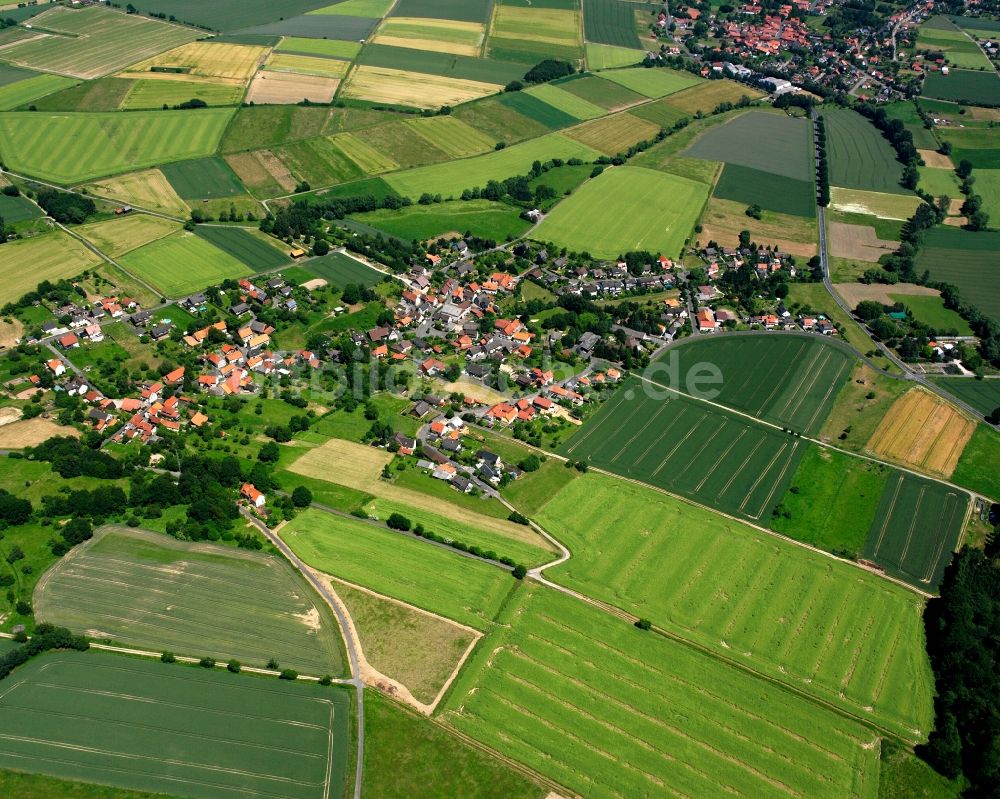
37, 296, 141, 349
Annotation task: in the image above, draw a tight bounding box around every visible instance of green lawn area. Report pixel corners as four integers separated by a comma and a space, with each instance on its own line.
889, 293, 973, 335
353, 200, 531, 241
597, 67, 701, 98
951, 424, 1000, 500
534, 165, 708, 258
118, 230, 251, 297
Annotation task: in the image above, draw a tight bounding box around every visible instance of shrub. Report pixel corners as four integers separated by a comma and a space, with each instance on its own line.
199, 656, 216, 668
386, 512, 411, 531
227, 659, 241, 673
512, 564, 527, 580
161, 651, 176, 663
279, 668, 298, 680
635, 618, 652, 630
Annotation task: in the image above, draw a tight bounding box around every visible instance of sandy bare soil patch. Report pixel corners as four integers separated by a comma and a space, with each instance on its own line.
866, 387, 975, 477
943, 215, 969, 227
828, 221, 898, 262
947, 198, 964, 215
0, 318, 23, 349
0, 407, 21, 426
0, 417, 79, 448
301, 278, 328, 291
835, 282, 939, 307
918, 149, 954, 169
246, 71, 339, 104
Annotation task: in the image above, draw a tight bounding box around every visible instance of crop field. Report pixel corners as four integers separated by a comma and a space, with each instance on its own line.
161, 156, 247, 200
866, 388, 975, 477
0, 109, 233, 184
122, 41, 268, 84
118, 230, 252, 297
585, 43, 645, 69
280, 508, 513, 631
357, 44, 527, 85
247, 71, 340, 105
663, 335, 854, 434
311, 0, 395, 16
76, 214, 180, 259
829, 187, 923, 219
923, 69, 1000, 106
354, 199, 531, 240
342, 65, 499, 109
627, 96, 689, 129
489, 4, 582, 64
534, 165, 707, 258
266, 53, 350, 79
916, 17, 991, 69
0, 6, 199, 79
444, 584, 882, 799
824, 109, 911, 194
28, 76, 137, 111
864, 471, 966, 589
85, 168, 190, 216
124, 0, 334, 31
713, 163, 816, 217
916, 228, 1000, 323
403, 115, 495, 157
35, 527, 345, 674
0, 652, 350, 799
374, 17, 486, 56
684, 110, 812, 181
328, 132, 399, 173
496, 90, 581, 129
535, 473, 933, 737
935, 125, 1000, 169
391, 0, 491, 23
583, 0, 642, 48
338, 121, 449, 169
303, 251, 386, 286
599, 66, 702, 98
276, 36, 363, 59
235, 14, 379, 41
952, 424, 1000, 500
456, 95, 551, 142
556, 74, 645, 111
564, 112, 662, 154
193, 226, 291, 269
666, 80, 764, 115
0, 73, 78, 111
120, 80, 244, 109
0, 192, 41, 224
384, 133, 601, 198
274, 137, 365, 187
930, 377, 1000, 416
561, 375, 805, 521
524, 83, 608, 120
0, 231, 101, 304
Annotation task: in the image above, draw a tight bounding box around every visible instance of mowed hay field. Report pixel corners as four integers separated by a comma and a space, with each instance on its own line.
534, 166, 708, 259
404, 115, 495, 157
0, 6, 198, 79
34, 527, 346, 675
0, 109, 233, 184
342, 65, 500, 109
286, 437, 552, 564
866, 388, 976, 477
0, 231, 101, 304
443, 583, 882, 799
598, 67, 702, 99
85, 168, 191, 216
0, 651, 350, 799
666, 335, 854, 434
699, 196, 818, 257
120, 41, 268, 84
561, 376, 805, 522
564, 112, 662, 155
120, 80, 244, 110
76, 214, 180, 258
0, 73, 79, 111
118, 230, 251, 297
280, 508, 514, 631
824, 109, 911, 195
535, 473, 934, 738
864, 471, 967, 589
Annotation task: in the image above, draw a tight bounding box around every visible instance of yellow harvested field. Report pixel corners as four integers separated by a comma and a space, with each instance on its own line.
266, 52, 349, 79
0, 418, 79, 448
374, 35, 478, 56
287, 438, 546, 548
866, 388, 975, 477
246, 71, 339, 105
373, 18, 485, 57
85, 169, 190, 216
698, 197, 816, 257
121, 42, 268, 85
0, 232, 102, 305
918, 149, 953, 169
342, 65, 500, 109
225, 150, 298, 194
76, 214, 180, 259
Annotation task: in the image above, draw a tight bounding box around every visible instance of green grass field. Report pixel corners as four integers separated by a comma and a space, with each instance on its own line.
919, 165, 962, 199
0, 191, 41, 223
597, 66, 701, 98
118, 230, 251, 297
455, 95, 550, 143
584, 43, 646, 69
34, 527, 346, 675
973, 168, 1000, 220
523, 83, 607, 120
564, 112, 662, 155
916, 17, 992, 69
495, 90, 581, 129
713, 162, 816, 217
0, 73, 78, 110
444, 583, 882, 799
930, 377, 1000, 416
916, 228, 1000, 324
0, 230, 101, 304
923, 69, 1000, 106
161, 155, 246, 200
935, 125, 1000, 170
403, 115, 495, 158
627, 96, 689, 129
534, 165, 707, 258
951, 423, 1000, 500
535, 473, 933, 738
0, 651, 350, 799
0, 109, 233, 184
583, 0, 641, 48
275, 137, 366, 189
303, 251, 386, 287
682, 110, 813, 181
825, 109, 911, 195
383, 133, 601, 198
194, 225, 291, 269
560, 375, 805, 522
663, 335, 855, 434
863, 471, 966, 589
279, 508, 515, 630
889, 293, 973, 335
277, 36, 362, 59
556, 74, 644, 110
353, 199, 530, 241
120, 80, 244, 110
